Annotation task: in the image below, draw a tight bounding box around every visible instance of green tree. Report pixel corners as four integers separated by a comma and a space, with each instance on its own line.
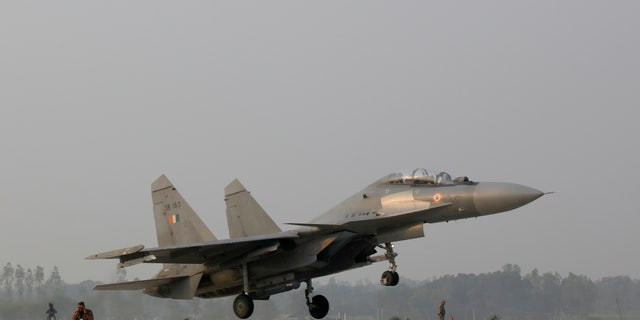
35, 266, 45, 289
561, 273, 596, 316
2, 262, 15, 296
14, 264, 25, 297
46, 266, 62, 288
540, 272, 562, 317
594, 276, 640, 315
24, 268, 34, 297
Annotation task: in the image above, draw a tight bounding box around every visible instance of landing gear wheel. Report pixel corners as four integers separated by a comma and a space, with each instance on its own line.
233, 294, 254, 319
381, 271, 400, 286
380, 271, 400, 287
309, 294, 330, 319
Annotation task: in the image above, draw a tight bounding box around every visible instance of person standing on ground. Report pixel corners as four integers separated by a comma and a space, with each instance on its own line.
45, 302, 57, 320
437, 300, 446, 320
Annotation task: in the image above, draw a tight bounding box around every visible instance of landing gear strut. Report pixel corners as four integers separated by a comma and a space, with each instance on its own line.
233, 264, 254, 319
305, 279, 329, 319
379, 243, 399, 286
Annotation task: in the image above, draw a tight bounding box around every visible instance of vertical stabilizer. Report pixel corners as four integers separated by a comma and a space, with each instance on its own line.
225, 179, 282, 238
152, 175, 217, 246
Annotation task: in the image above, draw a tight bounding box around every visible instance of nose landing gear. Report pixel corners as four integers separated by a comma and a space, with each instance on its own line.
379, 243, 400, 287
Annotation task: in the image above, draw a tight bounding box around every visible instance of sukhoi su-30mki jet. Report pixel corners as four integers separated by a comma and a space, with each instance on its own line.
88, 168, 543, 319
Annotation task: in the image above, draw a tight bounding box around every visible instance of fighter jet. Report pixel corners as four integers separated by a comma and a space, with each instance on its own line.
87, 168, 543, 319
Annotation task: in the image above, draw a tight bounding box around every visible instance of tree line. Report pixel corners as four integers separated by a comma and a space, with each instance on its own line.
1, 262, 62, 298
1, 262, 639, 320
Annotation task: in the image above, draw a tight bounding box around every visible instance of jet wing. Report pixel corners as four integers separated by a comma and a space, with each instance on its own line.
94, 276, 184, 290
287, 202, 452, 235
88, 231, 299, 268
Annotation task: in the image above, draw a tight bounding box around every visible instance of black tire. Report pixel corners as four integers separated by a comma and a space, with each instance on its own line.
309, 294, 329, 319
381, 270, 395, 286
390, 271, 400, 286
233, 294, 254, 319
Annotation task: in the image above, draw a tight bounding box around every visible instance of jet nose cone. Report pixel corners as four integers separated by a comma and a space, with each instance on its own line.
473, 182, 543, 215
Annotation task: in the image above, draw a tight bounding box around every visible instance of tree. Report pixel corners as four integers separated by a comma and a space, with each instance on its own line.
540, 272, 562, 317
14, 264, 25, 297
25, 268, 34, 297
561, 273, 596, 316
502, 263, 521, 275
46, 266, 62, 288
35, 266, 45, 289
2, 262, 15, 296
595, 276, 640, 315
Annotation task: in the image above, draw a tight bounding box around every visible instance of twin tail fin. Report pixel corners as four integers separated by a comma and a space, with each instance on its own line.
152, 175, 217, 246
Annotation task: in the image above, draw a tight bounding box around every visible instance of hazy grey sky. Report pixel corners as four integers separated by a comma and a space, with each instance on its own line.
1, 1, 638, 284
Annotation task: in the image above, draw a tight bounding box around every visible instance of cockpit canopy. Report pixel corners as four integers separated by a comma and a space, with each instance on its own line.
375, 168, 467, 186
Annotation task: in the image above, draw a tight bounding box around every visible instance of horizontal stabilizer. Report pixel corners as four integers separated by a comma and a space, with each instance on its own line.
94, 276, 185, 291
95, 273, 203, 299
85, 245, 145, 260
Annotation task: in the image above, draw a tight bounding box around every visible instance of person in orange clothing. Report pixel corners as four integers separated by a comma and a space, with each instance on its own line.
71, 301, 94, 320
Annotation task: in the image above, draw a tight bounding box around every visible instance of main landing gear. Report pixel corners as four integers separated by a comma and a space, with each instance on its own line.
233, 262, 329, 319
233, 264, 255, 319
379, 243, 399, 286
305, 279, 330, 319
232, 280, 330, 319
